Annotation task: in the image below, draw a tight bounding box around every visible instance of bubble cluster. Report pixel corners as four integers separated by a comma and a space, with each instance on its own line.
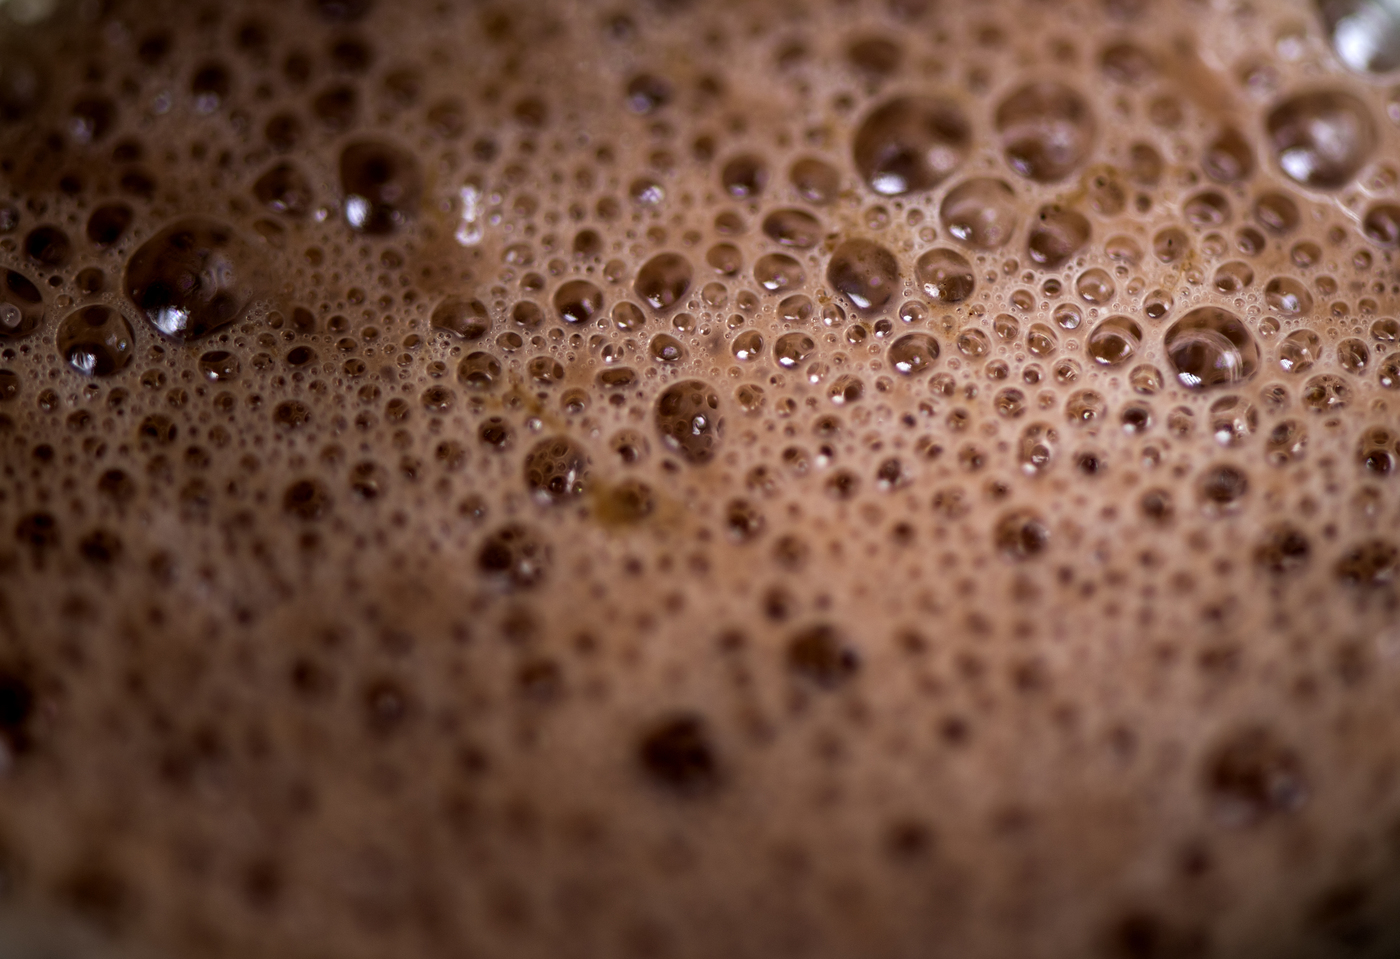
0, 1, 1396, 958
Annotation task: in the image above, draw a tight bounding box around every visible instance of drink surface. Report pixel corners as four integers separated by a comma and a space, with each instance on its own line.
0, 0, 1398, 956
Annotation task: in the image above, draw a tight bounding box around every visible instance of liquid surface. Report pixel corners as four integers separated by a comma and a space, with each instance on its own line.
0, 0, 1398, 957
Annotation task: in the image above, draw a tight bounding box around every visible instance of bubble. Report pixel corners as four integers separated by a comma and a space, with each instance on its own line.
994, 508, 1050, 559
1335, 539, 1398, 587
56, 306, 135, 376
1301, 374, 1351, 412
720, 154, 768, 198
339, 139, 422, 234
431, 297, 491, 339
632, 252, 694, 312
1212, 261, 1254, 294
1319, 0, 1400, 73
1361, 202, 1400, 247
624, 73, 671, 114
524, 437, 589, 504
649, 333, 686, 363
1278, 329, 1320, 374
86, 203, 133, 248
939, 178, 1018, 249
761, 209, 822, 249
1263, 276, 1313, 317
1201, 127, 1255, 183
706, 243, 742, 276
731, 330, 763, 361
1337, 338, 1369, 373
1199, 464, 1249, 513
774, 332, 816, 369
1065, 390, 1106, 425
638, 714, 720, 794
1086, 316, 1142, 366
253, 162, 313, 217
994, 82, 1095, 183
1266, 90, 1376, 189
956, 328, 990, 358
1183, 190, 1230, 228
1027, 206, 1090, 268
526, 356, 566, 385
1100, 41, 1156, 84
24, 225, 69, 267
1164, 307, 1260, 390
1075, 268, 1114, 304
1152, 227, 1189, 263
124, 218, 256, 342
853, 96, 971, 196
1254, 192, 1300, 233
554, 279, 605, 324
825, 239, 899, 314
283, 479, 331, 520
914, 248, 974, 304
1209, 396, 1258, 446
457, 351, 502, 390
786, 624, 859, 688
887, 333, 939, 375
0, 270, 44, 338
790, 157, 840, 204
753, 253, 805, 293
477, 524, 550, 589
656, 380, 721, 464
1204, 727, 1307, 826
1026, 323, 1058, 357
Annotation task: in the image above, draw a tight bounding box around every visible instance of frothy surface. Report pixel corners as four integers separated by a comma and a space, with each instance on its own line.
0, 0, 1398, 956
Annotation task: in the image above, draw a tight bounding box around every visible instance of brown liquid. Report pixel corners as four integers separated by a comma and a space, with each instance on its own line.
0, 0, 1398, 956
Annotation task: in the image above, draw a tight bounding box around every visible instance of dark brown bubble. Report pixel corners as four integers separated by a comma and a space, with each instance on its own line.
1254, 524, 1311, 574
1164, 307, 1259, 390
790, 157, 840, 204
995, 82, 1095, 183
1027, 206, 1090, 268
638, 714, 721, 795
554, 279, 605, 323
1361, 202, 1400, 247
125, 219, 256, 342
853, 95, 971, 195
720, 154, 768, 198
826, 239, 899, 313
753, 253, 804, 293
1100, 41, 1156, 84
24, 225, 70, 268
634, 253, 692, 311
656, 380, 721, 464
1204, 727, 1307, 826
197, 350, 239, 382
339, 139, 421, 235
524, 437, 589, 504
1335, 539, 1398, 587
995, 508, 1050, 559
888, 333, 939, 375
0, 53, 45, 123
0, 270, 45, 339
914, 248, 974, 303
253, 162, 313, 217
456, 351, 502, 390
1266, 90, 1375, 189
1087, 316, 1142, 366
761, 209, 822, 248
940, 177, 1018, 249
786, 624, 860, 689
1254, 191, 1299, 233
56, 306, 135, 376
1202, 127, 1254, 183
431, 297, 491, 339
86, 204, 133, 248
70, 97, 115, 143
283, 479, 331, 520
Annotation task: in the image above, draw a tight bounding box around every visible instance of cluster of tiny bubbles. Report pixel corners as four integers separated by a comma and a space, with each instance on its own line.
0, 0, 1395, 958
